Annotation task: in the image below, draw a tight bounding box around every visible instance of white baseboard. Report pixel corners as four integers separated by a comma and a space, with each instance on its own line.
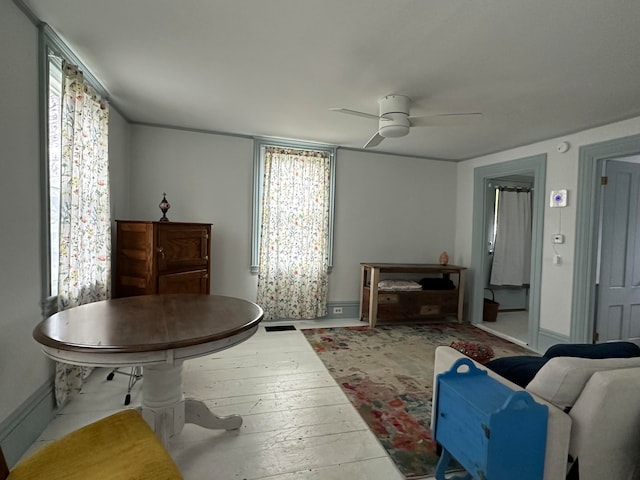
325, 301, 360, 319
0, 380, 56, 467
537, 328, 570, 352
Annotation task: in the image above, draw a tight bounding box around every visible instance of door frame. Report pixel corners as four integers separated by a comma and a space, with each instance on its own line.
470, 154, 546, 350
572, 133, 640, 343
595, 158, 640, 342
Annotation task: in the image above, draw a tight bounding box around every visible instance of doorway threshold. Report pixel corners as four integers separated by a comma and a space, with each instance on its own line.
475, 322, 532, 351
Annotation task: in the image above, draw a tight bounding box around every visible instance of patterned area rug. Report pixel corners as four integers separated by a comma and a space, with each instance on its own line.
301, 322, 533, 479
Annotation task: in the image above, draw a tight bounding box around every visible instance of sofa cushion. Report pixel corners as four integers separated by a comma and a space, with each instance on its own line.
526, 356, 640, 410
544, 341, 640, 359
485, 356, 550, 387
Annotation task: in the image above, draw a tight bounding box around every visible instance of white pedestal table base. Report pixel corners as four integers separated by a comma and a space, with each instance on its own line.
140, 361, 242, 447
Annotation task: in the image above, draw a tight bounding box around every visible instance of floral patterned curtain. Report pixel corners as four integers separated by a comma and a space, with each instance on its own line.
256, 147, 331, 320
54, 62, 111, 407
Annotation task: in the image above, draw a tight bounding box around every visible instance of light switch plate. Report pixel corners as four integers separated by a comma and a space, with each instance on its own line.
550, 189, 568, 207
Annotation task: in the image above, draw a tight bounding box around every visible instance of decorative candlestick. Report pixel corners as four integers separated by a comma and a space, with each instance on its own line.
159, 193, 171, 222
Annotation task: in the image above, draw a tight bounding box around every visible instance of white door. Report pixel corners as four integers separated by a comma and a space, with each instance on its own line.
596, 159, 640, 342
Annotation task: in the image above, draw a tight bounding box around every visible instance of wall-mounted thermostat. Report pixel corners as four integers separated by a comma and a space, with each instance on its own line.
550, 189, 568, 207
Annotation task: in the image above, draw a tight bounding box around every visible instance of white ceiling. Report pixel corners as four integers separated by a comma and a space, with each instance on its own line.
22, 0, 640, 161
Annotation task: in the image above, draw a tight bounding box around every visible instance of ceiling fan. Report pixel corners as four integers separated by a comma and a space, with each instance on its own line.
330, 94, 481, 149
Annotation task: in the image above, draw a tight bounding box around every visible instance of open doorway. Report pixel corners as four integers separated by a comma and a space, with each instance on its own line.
469, 154, 546, 352
482, 174, 534, 345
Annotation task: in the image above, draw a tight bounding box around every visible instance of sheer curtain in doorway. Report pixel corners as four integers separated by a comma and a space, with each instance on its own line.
490, 189, 531, 286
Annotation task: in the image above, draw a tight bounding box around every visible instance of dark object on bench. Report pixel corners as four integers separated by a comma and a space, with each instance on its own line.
485, 341, 640, 388
419, 278, 455, 290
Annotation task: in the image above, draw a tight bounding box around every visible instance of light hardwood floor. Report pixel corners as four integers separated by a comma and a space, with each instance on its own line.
480, 310, 529, 346
24, 319, 415, 479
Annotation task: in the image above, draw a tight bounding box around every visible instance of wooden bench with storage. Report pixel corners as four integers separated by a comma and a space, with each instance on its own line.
359, 262, 466, 327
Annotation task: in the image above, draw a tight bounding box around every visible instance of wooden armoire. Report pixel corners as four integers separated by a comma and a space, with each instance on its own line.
114, 220, 211, 298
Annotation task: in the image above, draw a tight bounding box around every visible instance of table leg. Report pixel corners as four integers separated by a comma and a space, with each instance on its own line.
185, 398, 242, 430
141, 362, 186, 447
457, 270, 466, 324
359, 264, 366, 322
369, 267, 380, 328
435, 448, 472, 480
141, 361, 244, 447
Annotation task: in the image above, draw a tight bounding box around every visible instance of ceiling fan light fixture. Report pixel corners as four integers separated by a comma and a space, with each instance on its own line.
330, 92, 481, 148
379, 123, 410, 138
378, 112, 410, 138
379, 94, 410, 116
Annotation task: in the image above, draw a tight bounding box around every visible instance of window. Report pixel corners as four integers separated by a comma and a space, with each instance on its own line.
489, 187, 499, 254
48, 55, 63, 296
251, 138, 336, 272
41, 25, 113, 406
40, 25, 111, 313
252, 138, 336, 320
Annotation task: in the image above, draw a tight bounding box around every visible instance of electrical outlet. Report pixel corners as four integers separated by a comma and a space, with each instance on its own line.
332, 307, 343, 314
553, 234, 565, 244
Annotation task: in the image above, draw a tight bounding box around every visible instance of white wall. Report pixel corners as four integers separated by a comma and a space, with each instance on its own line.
455, 115, 640, 337
0, 0, 48, 422
331, 149, 457, 300
109, 108, 132, 222
0, 1, 132, 426
128, 126, 257, 298
128, 125, 458, 303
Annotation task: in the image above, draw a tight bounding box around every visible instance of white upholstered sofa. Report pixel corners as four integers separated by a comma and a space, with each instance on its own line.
432, 345, 640, 480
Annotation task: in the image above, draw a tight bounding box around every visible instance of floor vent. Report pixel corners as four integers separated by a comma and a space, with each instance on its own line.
264, 325, 296, 332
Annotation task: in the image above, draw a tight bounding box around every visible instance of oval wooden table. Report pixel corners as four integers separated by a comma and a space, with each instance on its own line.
33, 294, 264, 447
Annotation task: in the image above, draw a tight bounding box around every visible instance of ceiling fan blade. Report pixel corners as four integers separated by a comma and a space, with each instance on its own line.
329, 108, 379, 120
363, 131, 384, 149
409, 112, 482, 127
